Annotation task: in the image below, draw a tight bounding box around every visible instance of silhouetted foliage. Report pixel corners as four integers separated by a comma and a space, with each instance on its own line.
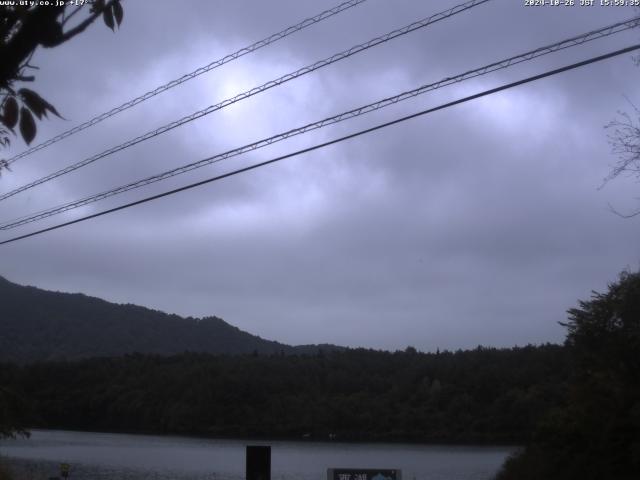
496, 270, 640, 480
0, 0, 123, 156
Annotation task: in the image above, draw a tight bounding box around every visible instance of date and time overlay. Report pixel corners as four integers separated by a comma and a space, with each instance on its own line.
525, 0, 639, 6
1, 0, 638, 8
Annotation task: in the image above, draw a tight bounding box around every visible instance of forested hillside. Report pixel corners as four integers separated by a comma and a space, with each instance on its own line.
0, 345, 568, 443
3, 269, 636, 479
0, 276, 333, 362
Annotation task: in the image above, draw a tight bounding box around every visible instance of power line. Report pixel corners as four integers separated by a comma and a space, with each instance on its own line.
2, 43, 638, 247
2, 15, 638, 231
0, 0, 492, 203
3, 0, 369, 166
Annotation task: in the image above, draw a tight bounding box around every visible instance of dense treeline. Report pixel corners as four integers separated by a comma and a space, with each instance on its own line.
0, 344, 568, 444
497, 270, 640, 480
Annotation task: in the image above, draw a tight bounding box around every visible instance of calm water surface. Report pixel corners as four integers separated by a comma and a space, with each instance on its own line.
0, 430, 516, 480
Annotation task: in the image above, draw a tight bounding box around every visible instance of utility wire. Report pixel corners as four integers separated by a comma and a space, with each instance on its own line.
2, 15, 638, 231
2, 43, 638, 247
3, 0, 369, 166
0, 0, 492, 203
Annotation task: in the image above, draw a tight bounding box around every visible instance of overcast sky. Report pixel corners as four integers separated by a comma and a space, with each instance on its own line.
1, 0, 639, 351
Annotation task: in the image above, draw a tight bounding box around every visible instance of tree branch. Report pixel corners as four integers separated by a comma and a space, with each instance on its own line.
0, 6, 62, 85
603, 99, 640, 186
61, 5, 83, 27
607, 202, 640, 218
57, 1, 115, 45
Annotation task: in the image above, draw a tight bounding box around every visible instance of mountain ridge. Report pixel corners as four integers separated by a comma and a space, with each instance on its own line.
0, 275, 340, 363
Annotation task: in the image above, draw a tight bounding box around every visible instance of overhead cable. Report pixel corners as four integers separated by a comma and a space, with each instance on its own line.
2, 43, 638, 246
0, 0, 492, 202
2, 15, 638, 230
3, 0, 369, 166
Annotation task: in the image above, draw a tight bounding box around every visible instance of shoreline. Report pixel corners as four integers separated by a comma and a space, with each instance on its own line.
1, 431, 517, 480
16, 427, 523, 449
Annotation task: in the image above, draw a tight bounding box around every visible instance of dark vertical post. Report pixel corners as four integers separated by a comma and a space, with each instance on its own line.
246, 445, 271, 480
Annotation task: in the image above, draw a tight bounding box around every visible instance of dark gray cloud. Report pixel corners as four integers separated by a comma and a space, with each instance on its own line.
2, 0, 639, 351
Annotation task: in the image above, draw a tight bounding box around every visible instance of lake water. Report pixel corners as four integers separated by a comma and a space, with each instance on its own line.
0, 430, 516, 480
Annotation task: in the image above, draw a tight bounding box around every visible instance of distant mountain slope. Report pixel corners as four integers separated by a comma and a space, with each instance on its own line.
0, 276, 330, 363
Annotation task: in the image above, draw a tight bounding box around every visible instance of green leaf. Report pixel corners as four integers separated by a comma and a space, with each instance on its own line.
2, 97, 18, 129
19, 107, 36, 145
112, 0, 123, 27
103, 7, 115, 31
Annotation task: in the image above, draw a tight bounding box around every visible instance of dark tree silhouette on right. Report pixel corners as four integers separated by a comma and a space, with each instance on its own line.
496, 270, 640, 480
